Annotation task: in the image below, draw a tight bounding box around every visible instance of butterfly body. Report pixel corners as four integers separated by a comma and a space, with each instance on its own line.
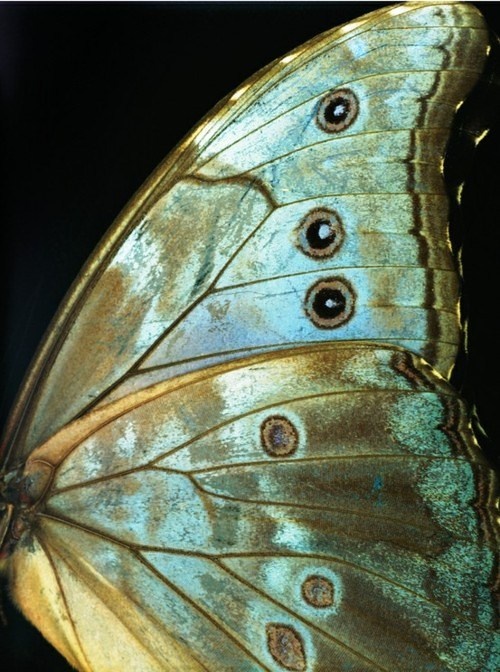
1, 2, 499, 671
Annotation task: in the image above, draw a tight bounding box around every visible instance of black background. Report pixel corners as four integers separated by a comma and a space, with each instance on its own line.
1, 2, 499, 670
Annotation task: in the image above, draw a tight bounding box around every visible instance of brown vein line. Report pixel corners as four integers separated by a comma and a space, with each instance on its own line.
136, 337, 460, 378
279, 189, 447, 199
186, 181, 448, 200
248, 152, 442, 175
184, 454, 470, 476
264, 190, 447, 206
294, 231, 451, 243
388, 338, 459, 346
144, 336, 454, 365
198, 189, 446, 216
214, 551, 498, 636
39, 511, 148, 552
199, 103, 458, 175
197, 131, 449, 183
187, 172, 278, 209
36, 533, 93, 672
217, 264, 457, 285
212, 266, 458, 293
183, 474, 466, 534
198, 296, 460, 317
212, 557, 390, 672
50, 471, 453, 550
191, 481, 494, 527
364, 23, 486, 33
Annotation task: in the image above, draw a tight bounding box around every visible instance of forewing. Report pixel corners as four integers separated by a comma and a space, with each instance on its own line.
2, 1, 490, 464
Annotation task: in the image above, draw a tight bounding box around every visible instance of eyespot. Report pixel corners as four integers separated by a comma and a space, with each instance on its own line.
301, 575, 335, 608
296, 208, 344, 259
305, 277, 355, 329
261, 416, 299, 458
266, 623, 307, 671
316, 88, 358, 133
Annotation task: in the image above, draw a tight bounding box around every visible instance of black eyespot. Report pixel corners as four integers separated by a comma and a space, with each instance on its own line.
316, 88, 358, 133
261, 416, 299, 458
305, 277, 355, 329
296, 208, 344, 259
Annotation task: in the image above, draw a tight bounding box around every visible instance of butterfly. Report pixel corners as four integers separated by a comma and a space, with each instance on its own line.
1, 2, 499, 671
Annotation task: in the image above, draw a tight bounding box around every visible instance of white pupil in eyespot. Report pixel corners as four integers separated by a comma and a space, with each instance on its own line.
318, 223, 331, 240
325, 298, 336, 308
334, 103, 346, 117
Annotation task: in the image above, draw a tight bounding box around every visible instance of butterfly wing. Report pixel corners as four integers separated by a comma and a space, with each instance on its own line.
9, 344, 499, 671
2, 2, 499, 671
1, 1, 491, 465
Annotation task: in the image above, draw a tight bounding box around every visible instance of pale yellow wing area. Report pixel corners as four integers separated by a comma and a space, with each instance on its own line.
9, 344, 499, 671
2, 1, 490, 464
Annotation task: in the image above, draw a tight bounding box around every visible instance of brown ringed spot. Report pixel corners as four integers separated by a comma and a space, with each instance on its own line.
296, 208, 344, 259
301, 575, 334, 608
261, 416, 299, 458
316, 88, 359, 133
305, 277, 355, 329
266, 623, 307, 671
